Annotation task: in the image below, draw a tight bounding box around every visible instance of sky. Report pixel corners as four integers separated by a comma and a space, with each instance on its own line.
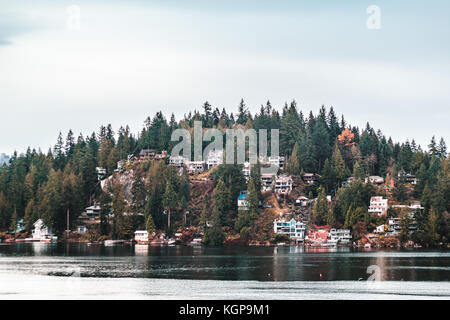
0, 0, 449, 154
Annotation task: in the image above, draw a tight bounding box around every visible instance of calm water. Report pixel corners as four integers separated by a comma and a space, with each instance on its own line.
0, 243, 449, 299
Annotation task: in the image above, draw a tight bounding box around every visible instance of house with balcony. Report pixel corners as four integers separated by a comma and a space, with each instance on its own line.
274, 174, 293, 195
328, 228, 352, 244
302, 173, 320, 184
269, 156, 285, 170
261, 173, 275, 191
368, 196, 389, 216
387, 215, 417, 236
273, 218, 307, 241
206, 149, 223, 169
134, 230, 149, 244
169, 155, 187, 168
187, 161, 205, 175
295, 196, 311, 207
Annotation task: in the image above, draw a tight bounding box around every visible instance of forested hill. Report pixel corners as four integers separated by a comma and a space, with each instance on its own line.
0, 100, 448, 245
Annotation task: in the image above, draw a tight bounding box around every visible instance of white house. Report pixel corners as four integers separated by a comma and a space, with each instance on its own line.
273, 218, 307, 241
387, 216, 417, 235
169, 155, 187, 168
302, 173, 320, 184
368, 196, 389, 216
274, 175, 293, 194
328, 228, 352, 244
242, 162, 251, 182
269, 156, 285, 170
261, 173, 274, 191
206, 149, 223, 169
134, 230, 149, 244
187, 161, 205, 175
32, 219, 52, 240
85, 204, 101, 220
295, 196, 310, 207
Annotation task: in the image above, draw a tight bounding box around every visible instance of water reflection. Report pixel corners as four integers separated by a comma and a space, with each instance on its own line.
0, 243, 448, 282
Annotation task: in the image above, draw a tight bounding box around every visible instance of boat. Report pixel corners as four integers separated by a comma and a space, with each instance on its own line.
40, 236, 58, 243
104, 240, 125, 246
190, 238, 203, 245
167, 238, 176, 245
4, 239, 15, 243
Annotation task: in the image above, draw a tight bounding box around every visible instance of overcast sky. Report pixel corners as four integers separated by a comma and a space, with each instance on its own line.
0, 0, 449, 154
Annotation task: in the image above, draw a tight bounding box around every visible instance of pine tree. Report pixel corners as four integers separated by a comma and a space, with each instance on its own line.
285, 142, 301, 175
313, 187, 329, 225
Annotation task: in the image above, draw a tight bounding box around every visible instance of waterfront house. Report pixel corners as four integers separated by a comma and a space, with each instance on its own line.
273, 218, 307, 241
134, 230, 149, 244
328, 228, 352, 244
368, 196, 389, 216
32, 219, 52, 240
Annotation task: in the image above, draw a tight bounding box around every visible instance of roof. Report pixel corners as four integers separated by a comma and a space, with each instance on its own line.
238, 193, 247, 200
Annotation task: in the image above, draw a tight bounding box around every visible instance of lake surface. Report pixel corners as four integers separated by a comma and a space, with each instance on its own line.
0, 243, 449, 299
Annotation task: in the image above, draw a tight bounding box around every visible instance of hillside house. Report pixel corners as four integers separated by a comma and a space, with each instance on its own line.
387, 215, 417, 236
187, 161, 205, 175
366, 176, 384, 185
302, 173, 320, 184
169, 155, 187, 168
273, 218, 307, 241
206, 149, 223, 169
261, 173, 274, 191
368, 196, 389, 216
237, 191, 249, 210
274, 175, 293, 194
